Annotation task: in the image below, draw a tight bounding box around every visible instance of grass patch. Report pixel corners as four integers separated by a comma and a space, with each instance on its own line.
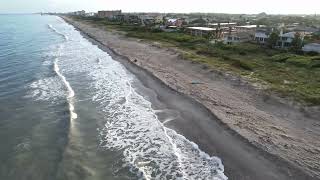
286, 56, 311, 67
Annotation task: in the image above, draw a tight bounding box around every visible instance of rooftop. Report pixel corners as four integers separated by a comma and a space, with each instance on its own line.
281, 32, 295, 38
235, 25, 266, 29
187, 27, 215, 31
208, 22, 237, 26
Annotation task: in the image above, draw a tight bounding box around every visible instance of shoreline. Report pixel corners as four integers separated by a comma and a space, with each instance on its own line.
60, 16, 320, 179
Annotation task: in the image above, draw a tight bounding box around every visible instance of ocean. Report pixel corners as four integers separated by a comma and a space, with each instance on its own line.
0, 14, 227, 180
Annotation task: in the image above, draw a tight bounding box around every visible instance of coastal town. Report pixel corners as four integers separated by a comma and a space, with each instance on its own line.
63, 10, 320, 52
1, 0, 320, 179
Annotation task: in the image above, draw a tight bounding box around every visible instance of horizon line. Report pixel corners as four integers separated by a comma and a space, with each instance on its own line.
0, 11, 318, 16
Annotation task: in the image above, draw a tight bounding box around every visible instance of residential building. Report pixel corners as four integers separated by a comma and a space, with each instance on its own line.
166, 18, 184, 27
223, 32, 252, 44
235, 25, 263, 32
187, 27, 215, 37
208, 22, 237, 29
140, 15, 156, 26
85, 12, 96, 17
70, 10, 86, 16
114, 14, 125, 22
124, 15, 141, 24
277, 32, 295, 48
98, 10, 122, 19
255, 30, 270, 45
154, 15, 164, 24
294, 26, 319, 36
302, 43, 320, 53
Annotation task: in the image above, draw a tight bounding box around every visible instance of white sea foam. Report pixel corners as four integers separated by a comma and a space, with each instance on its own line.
26, 76, 65, 102
48, 24, 69, 41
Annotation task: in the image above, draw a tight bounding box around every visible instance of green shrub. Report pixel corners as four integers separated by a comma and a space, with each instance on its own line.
239, 51, 247, 56
231, 60, 254, 71
311, 56, 320, 60
309, 60, 320, 68
286, 56, 311, 67
306, 51, 319, 56
196, 50, 219, 57
269, 54, 295, 62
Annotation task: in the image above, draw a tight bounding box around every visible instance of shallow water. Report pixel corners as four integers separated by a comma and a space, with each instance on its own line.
0, 14, 227, 180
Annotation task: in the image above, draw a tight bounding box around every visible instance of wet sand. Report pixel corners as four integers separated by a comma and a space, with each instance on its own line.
61, 16, 320, 179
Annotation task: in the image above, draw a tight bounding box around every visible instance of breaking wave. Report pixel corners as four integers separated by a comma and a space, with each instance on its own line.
53, 44, 77, 120
48, 24, 69, 41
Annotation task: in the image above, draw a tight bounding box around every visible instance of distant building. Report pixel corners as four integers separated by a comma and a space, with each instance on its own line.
294, 26, 319, 36
208, 22, 237, 28
140, 15, 156, 26
277, 32, 295, 48
98, 10, 122, 19
235, 25, 264, 32
302, 43, 320, 53
154, 15, 164, 24
85, 12, 96, 17
166, 18, 184, 27
124, 15, 140, 24
224, 32, 252, 44
70, 10, 85, 16
186, 27, 215, 37
255, 30, 270, 45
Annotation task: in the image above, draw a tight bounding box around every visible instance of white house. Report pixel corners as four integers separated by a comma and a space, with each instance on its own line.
223, 32, 252, 44
85, 12, 96, 17
302, 43, 320, 53
255, 30, 269, 44
277, 32, 295, 48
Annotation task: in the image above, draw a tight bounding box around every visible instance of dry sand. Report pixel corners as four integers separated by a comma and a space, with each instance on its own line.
62, 16, 320, 179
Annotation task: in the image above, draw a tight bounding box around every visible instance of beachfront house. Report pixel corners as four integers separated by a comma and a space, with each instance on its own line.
223, 32, 252, 44
70, 10, 86, 16
276, 32, 295, 48
97, 10, 122, 19
255, 30, 270, 45
85, 12, 96, 17
302, 43, 320, 53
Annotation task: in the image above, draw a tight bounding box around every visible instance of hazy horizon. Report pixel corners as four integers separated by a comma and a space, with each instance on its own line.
1, 0, 319, 15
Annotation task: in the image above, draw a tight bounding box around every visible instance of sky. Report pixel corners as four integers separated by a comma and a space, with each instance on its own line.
0, 0, 319, 14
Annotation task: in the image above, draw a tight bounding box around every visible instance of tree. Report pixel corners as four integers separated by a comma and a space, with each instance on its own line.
291, 32, 303, 51
268, 32, 279, 48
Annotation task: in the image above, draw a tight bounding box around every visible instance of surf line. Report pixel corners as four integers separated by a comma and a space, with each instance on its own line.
54, 45, 77, 121
48, 24, 69, 41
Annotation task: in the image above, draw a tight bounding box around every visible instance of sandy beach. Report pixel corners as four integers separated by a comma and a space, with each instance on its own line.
61, 16, 320, 179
